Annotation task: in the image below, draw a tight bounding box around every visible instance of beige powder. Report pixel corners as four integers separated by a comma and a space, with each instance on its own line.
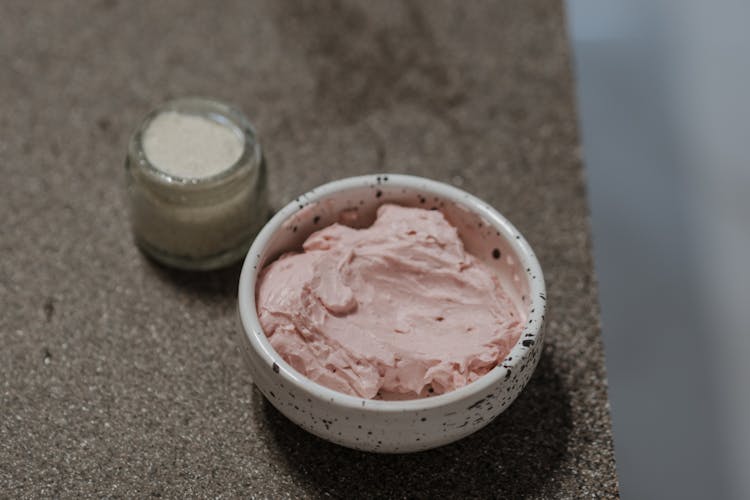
142, 111, 244, 179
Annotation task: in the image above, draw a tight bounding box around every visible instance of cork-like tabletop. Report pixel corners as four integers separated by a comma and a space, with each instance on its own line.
0, 1, 618, 497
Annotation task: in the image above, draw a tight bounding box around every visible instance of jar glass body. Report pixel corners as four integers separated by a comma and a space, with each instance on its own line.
125, 98, 267, 270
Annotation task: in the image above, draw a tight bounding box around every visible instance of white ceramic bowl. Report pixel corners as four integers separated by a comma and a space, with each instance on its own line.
237, 174, 546, 453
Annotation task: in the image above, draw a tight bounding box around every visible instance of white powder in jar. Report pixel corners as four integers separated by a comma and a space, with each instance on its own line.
142, 111, 244, 178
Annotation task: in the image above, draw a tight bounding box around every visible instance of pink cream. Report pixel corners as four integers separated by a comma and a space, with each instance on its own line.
256, 204, 523, 399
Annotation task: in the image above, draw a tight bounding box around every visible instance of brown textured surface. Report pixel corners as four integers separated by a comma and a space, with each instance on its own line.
0, 0, 618, 497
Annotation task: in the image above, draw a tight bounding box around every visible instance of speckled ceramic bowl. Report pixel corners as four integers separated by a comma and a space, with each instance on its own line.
237, 174, 546, 453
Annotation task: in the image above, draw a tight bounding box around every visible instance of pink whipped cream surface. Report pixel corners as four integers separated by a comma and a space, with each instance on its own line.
257, 204, 523, 400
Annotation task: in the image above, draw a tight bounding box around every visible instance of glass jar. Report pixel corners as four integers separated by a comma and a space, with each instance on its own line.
125, 98, 267, 270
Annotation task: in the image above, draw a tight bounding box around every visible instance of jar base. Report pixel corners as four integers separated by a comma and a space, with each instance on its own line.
135, 236, 252, 271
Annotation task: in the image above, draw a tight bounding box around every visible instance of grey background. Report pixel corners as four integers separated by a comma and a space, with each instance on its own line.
568, 1, 750, 498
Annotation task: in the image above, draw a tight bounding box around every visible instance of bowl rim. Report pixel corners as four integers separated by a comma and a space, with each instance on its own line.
237, 173, 546, 413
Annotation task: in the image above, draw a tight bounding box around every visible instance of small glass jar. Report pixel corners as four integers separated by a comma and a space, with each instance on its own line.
125, 98, 267, 270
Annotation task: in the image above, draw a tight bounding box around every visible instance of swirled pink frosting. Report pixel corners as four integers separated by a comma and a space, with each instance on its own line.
257, 204, 523, 399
